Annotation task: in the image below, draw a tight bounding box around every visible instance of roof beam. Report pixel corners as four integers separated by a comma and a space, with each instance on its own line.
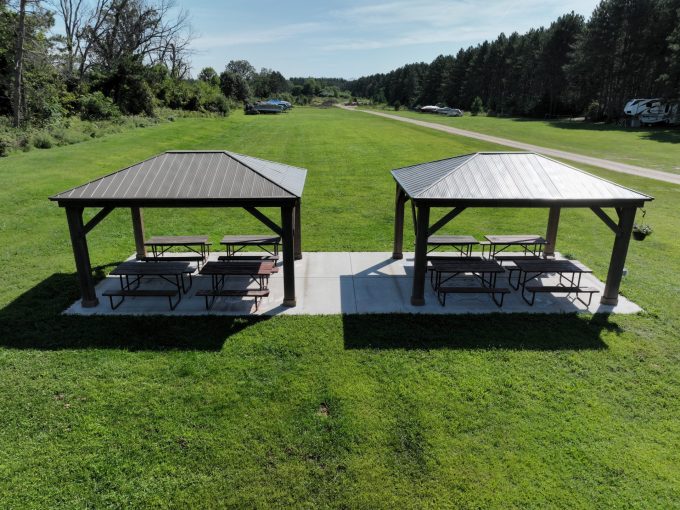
428, 207, 466, 236
245, 207, 283, 236
591, 207, 621, 236
83, 206, 114, 235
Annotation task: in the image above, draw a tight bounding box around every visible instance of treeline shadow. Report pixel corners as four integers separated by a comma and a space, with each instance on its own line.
0, 272, 264, 351
342, 313, 620, 351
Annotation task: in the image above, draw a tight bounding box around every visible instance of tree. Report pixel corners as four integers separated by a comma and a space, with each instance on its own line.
197, 66, 218, 85
226, 59, 255, 81
470, 96, 484, 115
219, 70, 249, 102
12, 0, 27, 126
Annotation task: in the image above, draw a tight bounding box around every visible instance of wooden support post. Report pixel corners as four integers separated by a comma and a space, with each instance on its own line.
281, 205, 296, 306
294, 199, 302, 260
544, 206, 561, 257
411, 205, 430, 306
392, 185, 406, 259
131, 207, 146, 259
65, 206, 98, 307
601, 206, 636, 305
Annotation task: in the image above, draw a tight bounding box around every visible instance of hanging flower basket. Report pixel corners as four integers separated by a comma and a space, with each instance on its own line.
632, 224, 652, 241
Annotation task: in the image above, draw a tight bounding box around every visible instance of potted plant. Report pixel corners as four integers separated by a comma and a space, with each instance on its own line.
633, 223, 653, 241
632, 209, 653, 241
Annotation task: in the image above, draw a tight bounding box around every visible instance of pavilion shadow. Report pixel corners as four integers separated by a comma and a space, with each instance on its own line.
342, 313, 618, 350
0, 272, 265, 351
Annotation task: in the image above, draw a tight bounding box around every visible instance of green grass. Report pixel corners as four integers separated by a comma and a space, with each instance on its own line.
1, 107, 679, 508
366, 108, 680, 174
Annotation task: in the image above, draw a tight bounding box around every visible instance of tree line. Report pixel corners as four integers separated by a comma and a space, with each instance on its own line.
347, 0, 680, 120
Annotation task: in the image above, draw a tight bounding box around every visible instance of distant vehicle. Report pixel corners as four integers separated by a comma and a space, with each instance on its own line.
244, 102, 284, 115
437, 107, 463, 117
624, 98, 662, 117
623, 97, 679, 126
265, 99, 292, 110
420, 105, 440, 113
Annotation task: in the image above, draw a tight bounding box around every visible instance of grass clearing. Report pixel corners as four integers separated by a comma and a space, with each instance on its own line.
1, 107, 679, 508
366, 107, 680, 174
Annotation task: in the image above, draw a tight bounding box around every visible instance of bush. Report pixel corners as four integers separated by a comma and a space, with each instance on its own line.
33, 132, 53, 149
0, 133, 13, 157
78, 92, 121, 121
585, 100, 601, 121
203, 93, 230, 115
394, 100, 401, 111
470, 96, 484, 116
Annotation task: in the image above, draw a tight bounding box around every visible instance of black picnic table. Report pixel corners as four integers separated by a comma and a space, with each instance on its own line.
144, 235, 211, 265
512, 258, 596, 306
221, 235, 281, 257
106, 260, 194, 309
199, 260, 276, 291
429, 258, 509, 306
482, 234, 546, 261
427, 235, 479, 256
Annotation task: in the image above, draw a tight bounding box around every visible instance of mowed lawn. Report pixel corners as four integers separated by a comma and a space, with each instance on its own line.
369, 108, 680, 174
0, 107, 679, 508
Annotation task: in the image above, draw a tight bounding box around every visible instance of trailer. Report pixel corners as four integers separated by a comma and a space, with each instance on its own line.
623, 98, 679, 126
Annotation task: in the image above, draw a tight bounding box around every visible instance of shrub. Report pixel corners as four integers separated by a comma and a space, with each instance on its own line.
0, 133, 13, 157
470, 96, 484, 116
394, 100, 401, 111
78, 92, 120, 121
585, 100, 601, 121
203, 93, 230, 115
33, 132, 53, 149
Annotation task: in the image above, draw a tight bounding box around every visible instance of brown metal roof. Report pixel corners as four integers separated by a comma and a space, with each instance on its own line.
392, 152, 653, 206
50, 151, 307, 206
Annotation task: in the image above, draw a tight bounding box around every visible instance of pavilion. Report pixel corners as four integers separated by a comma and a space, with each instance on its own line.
50, 150, 307, 308
391, 152, 653, 306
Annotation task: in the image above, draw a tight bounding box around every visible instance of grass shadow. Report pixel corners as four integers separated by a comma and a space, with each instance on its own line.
342, 313, 618, 350
0, 272, 264, 351
520, 118, 680, 144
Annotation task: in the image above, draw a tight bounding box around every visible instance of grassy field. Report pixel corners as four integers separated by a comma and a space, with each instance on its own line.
365, 107, 680, 174
1, 107, 679, 508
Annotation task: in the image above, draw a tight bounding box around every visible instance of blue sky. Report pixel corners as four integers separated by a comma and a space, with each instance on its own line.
165, 1, 602, 79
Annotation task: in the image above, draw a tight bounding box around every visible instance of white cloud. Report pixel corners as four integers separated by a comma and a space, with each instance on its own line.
192, 22, 325, 49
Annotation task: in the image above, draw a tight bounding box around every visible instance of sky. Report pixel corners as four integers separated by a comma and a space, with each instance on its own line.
61, 0, 603, 80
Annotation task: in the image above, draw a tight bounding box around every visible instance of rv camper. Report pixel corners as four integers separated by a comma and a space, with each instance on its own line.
624, 98, 680, 126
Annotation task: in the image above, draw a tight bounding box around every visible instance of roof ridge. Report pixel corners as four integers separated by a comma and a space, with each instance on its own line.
416, 152, 480, 198
225, 151, 299, 197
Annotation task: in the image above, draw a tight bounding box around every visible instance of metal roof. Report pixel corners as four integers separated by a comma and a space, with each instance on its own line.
392, 152, 653, 206
50, 151, 307, 205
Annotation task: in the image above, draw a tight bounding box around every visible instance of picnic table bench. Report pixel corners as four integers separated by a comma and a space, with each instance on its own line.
429, 258, 509, 307
427, 235, 479, 256
482, 234, 546, 260
221, 235, 281, 257
197, 260, 276, 310
144, 235, 211, 266
512, 259, 597, 306
105, 260, 193, 310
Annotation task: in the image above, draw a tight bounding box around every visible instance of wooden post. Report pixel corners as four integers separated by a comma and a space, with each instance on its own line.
392, 184, 406, 259
410, 205, 430, 306
65, 206, 98, 307
281, 205, 296, 306
601, 207, 636, 305
294, 200, 302, 260
131, 207, 147, 259
544, 206, 561, 257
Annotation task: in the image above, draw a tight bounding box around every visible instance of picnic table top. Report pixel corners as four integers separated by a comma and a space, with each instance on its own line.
514, 259, 592, 273
221, 235, 281, 244
427, 235, 479, 245
145, 235, 210, 246
484, 234, 547, 245
111, 261, 192, 275
199, 260, 276, 275
430, 259, 505, 273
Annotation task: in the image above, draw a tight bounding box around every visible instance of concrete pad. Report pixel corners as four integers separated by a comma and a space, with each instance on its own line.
64, 251, 643, 316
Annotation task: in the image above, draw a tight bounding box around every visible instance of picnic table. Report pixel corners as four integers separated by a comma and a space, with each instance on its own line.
427, 235, 479, 256
512, 259, 597, 306
429, 258, 509, 307
221, 235, 281, 257
482, 234, 546, 261
104, 260, 193, 310
197, 260, 276, 310
143, 235, 211, 266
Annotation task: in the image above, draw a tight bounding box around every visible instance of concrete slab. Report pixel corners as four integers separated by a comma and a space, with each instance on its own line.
64, 252, 643, 316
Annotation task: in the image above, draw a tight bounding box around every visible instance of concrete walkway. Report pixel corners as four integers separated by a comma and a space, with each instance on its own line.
65, 252, 641, 316
342, 106, 680, 185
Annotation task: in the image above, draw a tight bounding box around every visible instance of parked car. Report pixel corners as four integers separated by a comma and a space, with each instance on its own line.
437, 107, 463, 117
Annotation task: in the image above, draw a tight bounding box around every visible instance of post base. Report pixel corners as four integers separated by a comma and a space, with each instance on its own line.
411, 297, 425, 306
600, 295, 619, 306
283, 298, 296, 307
392, 252, 403, 260
294, 254, 302, 260
82, 298, 99, 308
